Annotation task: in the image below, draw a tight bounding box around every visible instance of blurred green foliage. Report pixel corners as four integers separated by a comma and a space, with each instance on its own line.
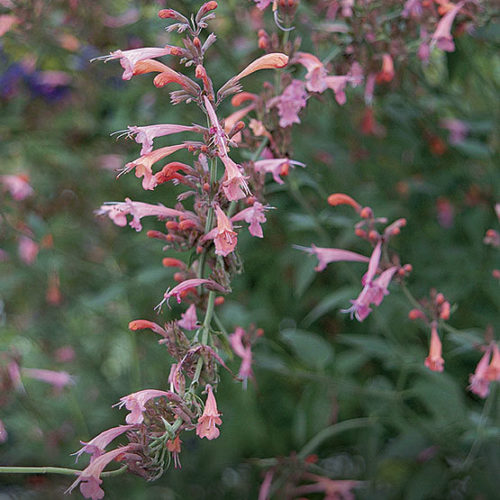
0, 1, 499, 499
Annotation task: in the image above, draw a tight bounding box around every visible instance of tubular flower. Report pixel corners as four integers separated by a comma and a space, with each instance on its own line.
0, 174, 33, 200
97, 198, 185, 232
128, 319, 168, 337
487, 343, 500, 381
431, 1, 465, 52
231, 202, 270, 238
73, 425, 136, 462
122, 143, 188, 190
66, 445, 136, 500
341, 241, 382, 321
424, 322, 445, 372
469, 347, 492, 398
203, 96, 250, 201
158, 279, 227, 308
94, 46, 178, 80
22, 368, 74, 390
122, 124, 202, 155
254, 158, 305, 184
196, 385, 222, 440
275, 79, 308, 127
297, 244, 369, 272
214, 205, 237, 256
178, 304, 198, 331
115, 389, 174, 424
230, 53, 288, 82
229, 327, 253, 385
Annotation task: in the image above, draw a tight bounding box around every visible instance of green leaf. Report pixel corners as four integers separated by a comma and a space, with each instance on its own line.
280, 328, 334, 370
303, 286, 357, 326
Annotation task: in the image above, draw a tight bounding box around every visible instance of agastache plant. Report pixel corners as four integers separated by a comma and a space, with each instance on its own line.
64, 3, 288, 498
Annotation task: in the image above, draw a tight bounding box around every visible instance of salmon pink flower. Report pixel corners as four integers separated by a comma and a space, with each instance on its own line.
487, 343, 500, 381
297, 244, 369, 272
324, 75, 350, 105
230, 53, 289, 83
66, 445, 136, 500
424, 322, 445, 372
166, 435, 182, 469
115, 389, 174, 424
214, 205, 237, 256
120, 124, 202, 155
376, 54, 395, 84
231, 202, 270, 238
178, 304, 198, 331
431, 2, 465, 52
295, 52, 328, 93
122, 143, 188, 190
128, 319, 168, 337
22, 368, 74, 390
0, 419, 7, 443
157, 278, 227, 308
203, 96, 250, 201
275, 79, 308, 127
364, 266, 399, 306
0, 174, 33, 200
469, 347, 492, 398
97, 198, 185, 232
18, 235, 38, 265
254, 158, 305, 184
229, 327, 253, 386
73, 425, 136, 462
196, 385, 222, 440
341, 241, 382, 321
94, 46, 178, 80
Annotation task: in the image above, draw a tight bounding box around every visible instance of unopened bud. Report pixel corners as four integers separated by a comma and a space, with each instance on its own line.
439, 301, 450, 320
193, 37, 201, 49
435, 293, 445, 305
355, 228, 367, 238
203, 183, 211, 192
173, 272, 184, 282
179, 219, 197, 231
214, 296, 225, 306
196, 245, 204, 254
166, 221, 178, 231
158, 9, 176, 18
408, 309, 425, 320
256, 328, 264, 337
368, 230, 378, 241
162, 258, 185, 269
360, 207, 373, 219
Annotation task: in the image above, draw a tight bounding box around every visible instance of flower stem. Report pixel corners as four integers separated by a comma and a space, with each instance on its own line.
0, 465, 126, 477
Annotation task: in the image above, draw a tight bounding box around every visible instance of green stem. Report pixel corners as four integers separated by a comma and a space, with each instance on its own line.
0, 465, 126, 477
298, 418, 376, 459
400, 282, 423, 311
201, 291, 216, 345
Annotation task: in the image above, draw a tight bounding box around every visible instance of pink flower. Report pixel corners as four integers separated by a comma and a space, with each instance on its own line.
364, 266, 399, 307
122, 124, 201, 155
97, 198, 186, 232
128, 319, 168, 337
203, 96, 250, 201
0, 14, 18, 37
275, 79, 308, 127
424, 322, 445, 372
440, 118, 468, 145
229, 327, 253, 385
196, 385, 222, 440
402, 0, 423, 18
231, 202, 269, 238
54, 346, 76, 363
253, 0, 271, 10
298, 244, 369, 272
115, 389, 173, 424
94, 46, 177, 80
469, 347, 492, 398
376, 54, 395, 84
220, 155, 250, 201
18, 235, 38, 265
73, 425, 136, 462
487, 343, 500, 381
229, 53, 289, 83
158, 278, 227, 308
214, 205, 237, 257
0, 419, 7, 443
178, 304, 198, 330
295, 52, 328, 93
254, 158, 305, 184
122, 143, 188, 190
324, 75, 350, 105
0, 174, 33, 200
431, 2, 465, 52
258, 470, 274, 500
22, 368, 74, 390
342, 241, 382, 321
66, 445, 135, 500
